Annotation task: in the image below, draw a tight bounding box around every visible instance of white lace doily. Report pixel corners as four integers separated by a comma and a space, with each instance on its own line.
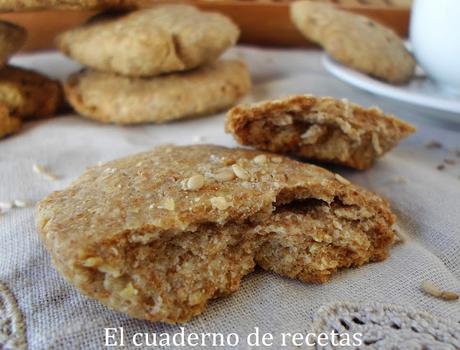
312, 302, 460, 349
0, 281, 27, 350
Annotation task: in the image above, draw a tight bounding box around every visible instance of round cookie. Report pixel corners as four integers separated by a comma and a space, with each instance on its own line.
0, 21, 26, 67
0, 65, 63, 119
290, 1, 415, 84
37, 144, 396, 323
0, 0, 127, 11
305, 0, 412, 7
64, 59, 251, 124
56, 4, 240, 77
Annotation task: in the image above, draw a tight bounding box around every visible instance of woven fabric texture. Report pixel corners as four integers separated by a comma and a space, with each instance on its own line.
0, 47, 459, 349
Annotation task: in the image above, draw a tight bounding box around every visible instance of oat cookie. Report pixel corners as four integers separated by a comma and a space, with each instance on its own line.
56, 5, 240, 77
0, 21, 26, 67
37, 145, 395, 323
0, 0, 127, 11
226, 95, 415, 170
305, 0, 412, 7
0, 104, 21, 139
64, 60, 251, 124
290, 1, 415, 83
0, 65, 63, 119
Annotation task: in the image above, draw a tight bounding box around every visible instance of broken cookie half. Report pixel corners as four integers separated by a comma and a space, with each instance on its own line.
226, 95, 415, 169
37, 145, 395, 324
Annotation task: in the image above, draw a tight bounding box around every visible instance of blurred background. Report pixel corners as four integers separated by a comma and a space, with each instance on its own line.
0, 0, 412, 51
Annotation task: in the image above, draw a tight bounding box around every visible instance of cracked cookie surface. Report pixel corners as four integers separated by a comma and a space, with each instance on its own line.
56, 4, 240, 77
226, 95, 415, 169
37, 145, 396, 323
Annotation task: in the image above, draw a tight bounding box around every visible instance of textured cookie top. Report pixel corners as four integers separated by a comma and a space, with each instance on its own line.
56, 4, 239, 77
37, 145, 390, 250
226, 95, 415, 169
226, 95, 415, 141
0, 21, 26, 66
226, 95, 415, 142
290, 1, 415, 83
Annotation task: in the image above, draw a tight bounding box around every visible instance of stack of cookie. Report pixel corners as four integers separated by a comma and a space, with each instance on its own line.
0, 20, 63, 140
57, 4, 251, 125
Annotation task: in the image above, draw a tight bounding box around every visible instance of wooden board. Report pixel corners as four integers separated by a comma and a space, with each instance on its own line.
0, 1, 410, 51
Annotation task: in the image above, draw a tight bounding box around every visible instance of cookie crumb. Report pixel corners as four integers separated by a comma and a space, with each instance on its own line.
425, 140, 443, 149
421, 281, 458, 301
210, 196, 232, 210
186, 174, 205, 191
392, 223, 406, 244
13, 199, 28, 208
232, 164, 250, 180
444, 158, 456, 165
0, 201, 12, 212
436, 164, 445, 171
33, 163, 58, 180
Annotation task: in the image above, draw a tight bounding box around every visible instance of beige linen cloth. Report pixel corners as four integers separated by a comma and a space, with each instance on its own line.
1, 47, 460, 349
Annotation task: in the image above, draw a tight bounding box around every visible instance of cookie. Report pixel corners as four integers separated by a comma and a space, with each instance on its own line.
0, 0, 127, 11
305, 0, 412, 7
0, 21, 26, 67
64, 60, 251, 125
37, 144, 395, 323
0, 65, 63, 119
56, 5, 240, 77
0, 104, 21, 139
290, 1, 415, 83
226, 95, 415, 170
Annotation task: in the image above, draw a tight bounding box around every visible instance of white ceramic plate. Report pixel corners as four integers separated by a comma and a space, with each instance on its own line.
322, 54, 460, 115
